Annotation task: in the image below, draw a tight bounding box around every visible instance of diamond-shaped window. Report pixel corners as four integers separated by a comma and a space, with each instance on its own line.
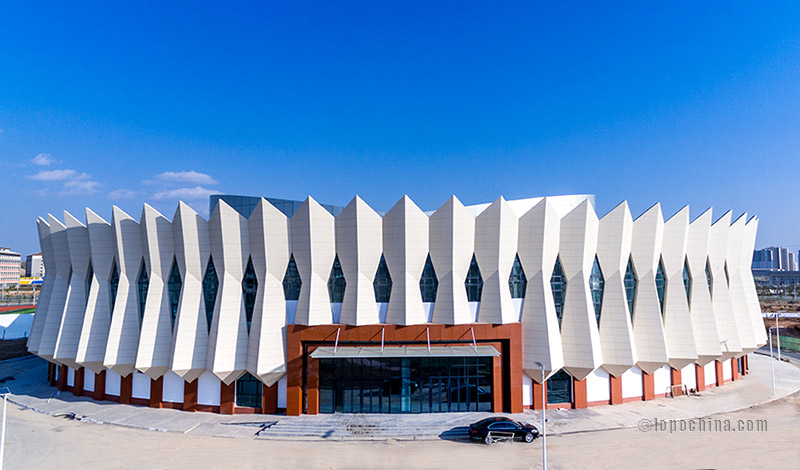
508, 254, 527, 299
202, 256, 219, 333
683, 258, 692, 306
109, 258, 119, 319
655, 258, 666, 317
167, 257, 182, 328
86, 260, 94, 303
419, 254, 438, 302
550, 257, 567, 327
242, 256, 258, 333
624, 257, 637, 321
328, 255, 346, 303
373, 254, 392, 303
283, 254, 302, 301
589, 256, 604, 326
705, 257, 713, 298
137, 260, 149, 327
465, 254, 483, 302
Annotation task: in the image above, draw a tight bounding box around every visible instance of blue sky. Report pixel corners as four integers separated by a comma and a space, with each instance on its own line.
2, 2, 800, 257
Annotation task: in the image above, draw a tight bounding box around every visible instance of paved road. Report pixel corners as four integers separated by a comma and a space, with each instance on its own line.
3, 389, 800, 469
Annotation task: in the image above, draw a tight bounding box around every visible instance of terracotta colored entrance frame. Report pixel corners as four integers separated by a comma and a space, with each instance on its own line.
285, 323, 522, 416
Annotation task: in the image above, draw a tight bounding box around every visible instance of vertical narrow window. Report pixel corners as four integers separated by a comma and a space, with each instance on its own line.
242, 256, 258, 333
202, 256, 219, 333
109, 258, 119, 318
589, 256, 604, 326
683, 258, 692, 307
465, 254, 483, 302
419, 254, 438, 302
167, 257, 182, 329
327, 255, 346, 303
705, 258, 713, 298
655, 258, 666, 317
508, 254, 527, 299
136, 260, 149, 326
373, 254, 392, 303
550, 257, 567, 327
85, 260, 94, 303
282, 254, 302, 301
624, 257, 637, 321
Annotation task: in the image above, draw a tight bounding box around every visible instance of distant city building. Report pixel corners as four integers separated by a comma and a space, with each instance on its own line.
752, 246, 796, 271
25, 253, 45, 278
0, 247, 21, 287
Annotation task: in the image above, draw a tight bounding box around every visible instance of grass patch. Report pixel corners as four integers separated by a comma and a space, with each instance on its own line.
0, 308, 35, 315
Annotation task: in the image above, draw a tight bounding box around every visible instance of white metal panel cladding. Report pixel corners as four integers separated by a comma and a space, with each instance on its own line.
661, 207, 698, 370
170, 202, 212, 382
595, 202, 636, 378
76, 209, 115, 373
518, 199, 564, 383
629, 204, 669, 374
686, 210, 723, 365
29, 195, 766, 391
53, 211, 90, 369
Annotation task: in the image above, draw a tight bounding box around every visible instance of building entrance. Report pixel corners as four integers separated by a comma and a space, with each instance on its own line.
318, 356, 493, 413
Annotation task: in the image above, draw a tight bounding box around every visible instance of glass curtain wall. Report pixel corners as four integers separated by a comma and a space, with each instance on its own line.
318, 356, 493, 414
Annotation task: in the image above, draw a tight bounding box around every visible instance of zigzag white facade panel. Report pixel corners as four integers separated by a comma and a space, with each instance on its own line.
596, 202, 637, 378
518, 199, 564, 382
475, 197, 518, 325
29, 193, 766, 415
247, 198, 290, 386
558, 199, 603, 381
76, 209, 115, 373
170, 202, 211, 382
686, 210, 723, 365
708, 212, 742, 360
429, 196, 475, 325
103, 207, 144, 376
726, 214, 757, 354
383, 196, 429, 325
661, 207, 698, 369
630, 204, 669, 374
135, 204, 176, 379
291, 197, 335, 326
206, 201, 249, 384
336, 197, 382, 326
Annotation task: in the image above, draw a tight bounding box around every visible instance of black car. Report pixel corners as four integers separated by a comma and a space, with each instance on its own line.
469, 416, 539, 444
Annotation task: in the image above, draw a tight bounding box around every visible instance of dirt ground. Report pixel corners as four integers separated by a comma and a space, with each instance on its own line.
3, 391, 800, 469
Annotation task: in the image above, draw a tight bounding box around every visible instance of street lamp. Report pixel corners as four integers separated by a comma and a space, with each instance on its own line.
535, 361, 547, 470
0, 386, 9, 470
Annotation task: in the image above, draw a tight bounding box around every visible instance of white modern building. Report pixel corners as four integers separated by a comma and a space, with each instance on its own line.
25, 252, 45, 278
0, 247, 21, 288
28, 194, 766, 415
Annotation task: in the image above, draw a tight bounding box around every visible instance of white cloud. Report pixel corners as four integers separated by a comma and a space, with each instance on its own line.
108, 189, 137, 200
33, 188, 49, 197
31, 153, 56, 166
151, 186, 220, 201
30, 169, 79, 181
60, 179, 102, 195
145, 170, 218, 186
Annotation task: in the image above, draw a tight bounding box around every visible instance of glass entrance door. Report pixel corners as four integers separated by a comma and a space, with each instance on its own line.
318, 356, 493, 413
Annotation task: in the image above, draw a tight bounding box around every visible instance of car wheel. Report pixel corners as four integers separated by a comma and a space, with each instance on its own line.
484, 436, 493, 445
524, 432, 535, 443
